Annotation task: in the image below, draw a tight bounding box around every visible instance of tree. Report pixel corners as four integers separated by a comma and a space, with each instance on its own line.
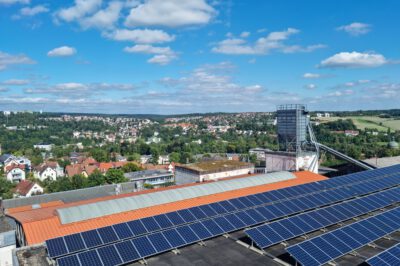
71, 174, 87, 189
58, 159, 71, 169
105, 168, 127, 184
169, 152, 180, 163
127, 153, 140, 162
0, 178, 15, 199
150, 147, 160, 165
87, 170, 106, 186
122, 163, 142, 173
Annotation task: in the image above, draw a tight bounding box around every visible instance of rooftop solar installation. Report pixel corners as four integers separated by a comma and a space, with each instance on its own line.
245, 186, 400, 249
286, 206, 400, 266
47, 164, 400, 259
366, 242, 400, 266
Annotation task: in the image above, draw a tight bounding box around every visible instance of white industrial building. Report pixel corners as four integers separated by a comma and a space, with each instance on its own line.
175, 160, 254, 185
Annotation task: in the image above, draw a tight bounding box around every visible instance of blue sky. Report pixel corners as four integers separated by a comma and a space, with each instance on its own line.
0, 0, 399, 114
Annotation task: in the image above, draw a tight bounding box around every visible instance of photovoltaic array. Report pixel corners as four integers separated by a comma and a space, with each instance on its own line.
44, 165, 400, 266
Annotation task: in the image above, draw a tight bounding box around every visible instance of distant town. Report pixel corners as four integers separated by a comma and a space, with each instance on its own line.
0, 109, 399, 200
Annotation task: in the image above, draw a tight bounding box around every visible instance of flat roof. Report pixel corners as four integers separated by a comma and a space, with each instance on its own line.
124, 169, 173, 181
7, 171, 326, 245
176, 160, 253, 174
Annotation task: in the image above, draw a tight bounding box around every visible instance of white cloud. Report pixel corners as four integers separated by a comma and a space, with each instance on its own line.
0, 51, 35, 70
337, 22, 371, 36
104, 28, 175, 44
240, 31, 250, 38
55, 0, 102, 22
80, 1, 123, 29
0, 0, 29, 5
19, 5, 49, 16
25, 82, 138, 95
1, 79, 29, 85
320, 51, 388, 68
125, 0, 216, 27
212, 28, 325, 55
305, 84, 317, 90
124, 44, 177, 65
47, 46, 77, 57
303, 73, 321, 79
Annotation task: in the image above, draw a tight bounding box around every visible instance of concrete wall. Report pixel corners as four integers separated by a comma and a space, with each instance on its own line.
0, 245, 15, 266
199, 168, 253, 182
265, 153, 296, 172
175, 167, 254, 185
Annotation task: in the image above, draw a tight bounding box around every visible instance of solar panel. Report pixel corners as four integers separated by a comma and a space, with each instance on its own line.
115, 240, 140, 262
287, 207, 400, 266
176, 225, 200, 244
141, 216, 161, 232
367, 243, 400, 266
97, 245, 122, 266
113, 223, 134, 239
46, 237, 68, 258
177, 209, 197, 222
127, 219, 148, 236
165, 212, 186, 226
81, 230, 103, 248
78, 250, 102, 266
189, 222, 212, 239
162, 228, 186, 247
147, 232, 172, 253
64, 233, 86, 253
57, 254, 80, 266
246, 187, 400, 249
153, 214, 173, 228
201, 219, 224, 235
49, 165, 400, 260
97, 226, 119, 243
131, 236, 157, 258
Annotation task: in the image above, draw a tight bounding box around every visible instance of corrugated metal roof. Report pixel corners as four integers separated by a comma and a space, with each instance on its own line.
57, 171, 295, 224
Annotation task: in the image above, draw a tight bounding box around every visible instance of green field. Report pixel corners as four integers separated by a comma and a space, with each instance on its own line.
317, 116, 400, 132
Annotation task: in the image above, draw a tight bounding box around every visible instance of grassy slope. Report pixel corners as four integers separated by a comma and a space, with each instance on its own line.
317, 116, 400, 132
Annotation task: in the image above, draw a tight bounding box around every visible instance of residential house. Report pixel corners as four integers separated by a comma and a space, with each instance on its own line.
33, 162, 64, 181
158, 155, 170, 165
2, 155, 31, 171
33, 143, 53, 151
345, 130, 360, 137
13, 180, 43, 197
140, 155, 152, 164
5, 164, 26, 182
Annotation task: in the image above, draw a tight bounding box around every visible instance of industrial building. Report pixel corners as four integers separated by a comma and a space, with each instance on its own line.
123, 169, 174, 189
174, 160, 254, 185
0, 164, 399, 266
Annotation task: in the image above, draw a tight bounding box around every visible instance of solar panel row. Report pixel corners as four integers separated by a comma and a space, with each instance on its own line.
286, 206, 400, 266
56, 192, 400, 266
47, 165, 400, 258
245, 186, 400, 249
367, 242, 400, 266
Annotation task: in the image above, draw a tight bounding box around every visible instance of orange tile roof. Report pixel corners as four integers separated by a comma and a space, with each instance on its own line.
6, 201, 64, 214
7, 171, 326, 245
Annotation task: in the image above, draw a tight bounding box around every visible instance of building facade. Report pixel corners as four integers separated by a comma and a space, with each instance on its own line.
175, 160, 254, 185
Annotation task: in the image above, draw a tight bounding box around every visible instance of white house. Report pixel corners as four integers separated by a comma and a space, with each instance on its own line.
5, 164, 26, 182
33, 143, 53, 151
33, 162, 64, 181
3, 156, 31, 171
13, 180, 43, 197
